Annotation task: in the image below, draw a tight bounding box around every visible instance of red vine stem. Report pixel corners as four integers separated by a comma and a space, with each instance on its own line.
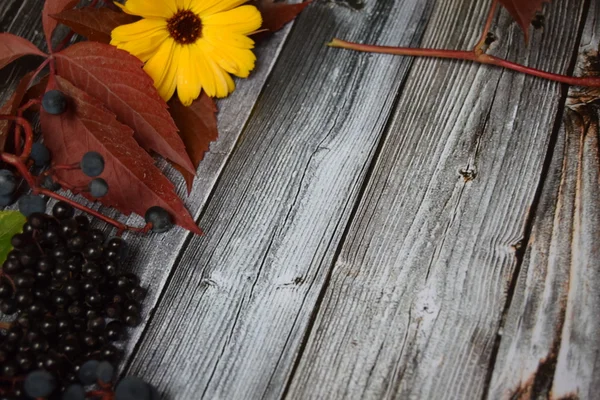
14, 99, 41, 157
13, 57, 50, 152
327, 39, 600, 87
0, 116, 34, 161
473, 0, 498, 55
37, 188, 150, 235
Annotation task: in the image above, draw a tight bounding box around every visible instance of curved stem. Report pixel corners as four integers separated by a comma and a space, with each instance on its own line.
473, 0, 498, 55
0, 116, 35, 163
328, 39, 600, 87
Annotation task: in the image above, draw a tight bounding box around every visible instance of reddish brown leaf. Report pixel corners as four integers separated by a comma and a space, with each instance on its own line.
498, 0, 548, 40
40, 76, 201, 234
50, 7, 140, 44
0, 33, 46, 70
54, 41, 195, 175
168, 93, 219, 192
42, 0, 79, 50
253, 0, 311, 35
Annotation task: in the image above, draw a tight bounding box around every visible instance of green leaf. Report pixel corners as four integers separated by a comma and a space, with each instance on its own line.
0, 211, 26, 264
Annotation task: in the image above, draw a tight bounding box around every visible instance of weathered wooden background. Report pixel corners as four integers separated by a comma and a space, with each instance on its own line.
1, 0, 599, 398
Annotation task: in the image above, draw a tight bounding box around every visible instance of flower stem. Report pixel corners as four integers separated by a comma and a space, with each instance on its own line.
327, 39, 600, 87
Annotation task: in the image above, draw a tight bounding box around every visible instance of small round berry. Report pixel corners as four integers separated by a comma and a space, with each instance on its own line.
30, 143, 51, 167
0, 169, 16, 196
80, 152, 105, 177
0, 298, 18, 314
27, 212, 48, 229
52, 201, 75, 220
78, 360, 99, 385
42, 89, 67, 115
115, 376, 151, 400
62, 383, 86, 400
24, 370, 57, 398
42, 175, 61, 191
96, 361, 115, 385
144, 206, 173, 233
18, 195, 47, 217
0, 193, 14, 206
89, 178, 109, 198
10, 233, 30, 249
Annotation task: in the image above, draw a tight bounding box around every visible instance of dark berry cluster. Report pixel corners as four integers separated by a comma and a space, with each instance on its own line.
0, 202, 148, 398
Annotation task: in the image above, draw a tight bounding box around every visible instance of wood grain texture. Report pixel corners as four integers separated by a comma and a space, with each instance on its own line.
125, 0, 439, 398
285, 1, 587, 399
488, 3, 600, 399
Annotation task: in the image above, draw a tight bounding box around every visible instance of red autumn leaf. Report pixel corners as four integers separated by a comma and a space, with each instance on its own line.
53, 41, 195, 175
40, 76, 201, 234
253, 0, 311, 34
498, 0, 548, 40
50, 7, 140, 44
0, 33, 46, 70
42, 0, 79, 50
168, 93, 219, 193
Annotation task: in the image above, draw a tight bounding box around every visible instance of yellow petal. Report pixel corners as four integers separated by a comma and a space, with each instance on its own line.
175, 0, 193, 10
111, 19, 169, 62
201, 5, 262, 35
194, 44, 218, 97
144, 39, 179, 101
208, 58, 234, 98
202, 26, 256, 49
196, 41, 235, 97
177, 45, 201, 106
117, 0, 176, 18
191, 0, 249, 17
199, 36, 256, 78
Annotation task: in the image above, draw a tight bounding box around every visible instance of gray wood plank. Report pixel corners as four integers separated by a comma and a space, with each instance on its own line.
0, 0, 298, 376
488, 3, 600, 399
285, 1, 588, 399
125, 0, 439, 398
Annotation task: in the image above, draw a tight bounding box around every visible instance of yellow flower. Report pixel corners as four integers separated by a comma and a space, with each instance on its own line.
110, 0, 262, 106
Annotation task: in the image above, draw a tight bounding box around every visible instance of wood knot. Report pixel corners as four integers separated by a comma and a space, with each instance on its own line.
459, 168, 477, 182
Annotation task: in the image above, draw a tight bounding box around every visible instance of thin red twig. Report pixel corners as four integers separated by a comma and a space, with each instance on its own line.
473, 0, 498, 55
0, 116, 35, 161
13, 57, 50, 151
327, 39, 600, 87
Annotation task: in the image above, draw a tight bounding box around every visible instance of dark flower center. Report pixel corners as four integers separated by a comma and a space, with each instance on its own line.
167, 10, 202, 44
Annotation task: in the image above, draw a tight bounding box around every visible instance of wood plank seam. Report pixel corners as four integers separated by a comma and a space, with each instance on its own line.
279, 48, 427, 397
481, 0, 594, 397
